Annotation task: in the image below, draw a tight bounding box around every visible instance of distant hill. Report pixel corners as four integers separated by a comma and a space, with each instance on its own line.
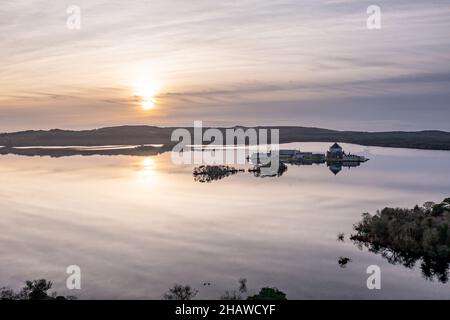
1, 125, 450, 150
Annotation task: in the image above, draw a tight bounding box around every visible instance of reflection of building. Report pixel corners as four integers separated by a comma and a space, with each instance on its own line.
328, 162, 342, 175
327, 161, 362, 175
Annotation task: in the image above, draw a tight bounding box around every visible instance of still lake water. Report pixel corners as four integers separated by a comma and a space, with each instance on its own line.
1, 142, 449, 299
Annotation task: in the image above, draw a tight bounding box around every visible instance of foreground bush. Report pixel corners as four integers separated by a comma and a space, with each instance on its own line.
0, 279, 76, 300
351, 198, 450, 283
247, 287, 287, 300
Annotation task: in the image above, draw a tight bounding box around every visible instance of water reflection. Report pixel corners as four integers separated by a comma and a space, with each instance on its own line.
142, 157, 155, 168
135, 157, 159, 187
0, 144, 168, 157
249, 162, 288, 178
193, 165, 242, 183
1, 143, 450, 299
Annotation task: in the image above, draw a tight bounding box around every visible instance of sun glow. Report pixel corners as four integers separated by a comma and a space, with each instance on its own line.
142, 99, 156, 110
134, 79, 161, 111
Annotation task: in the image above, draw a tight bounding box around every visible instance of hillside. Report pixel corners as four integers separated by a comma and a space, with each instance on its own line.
1, 126, 450, 150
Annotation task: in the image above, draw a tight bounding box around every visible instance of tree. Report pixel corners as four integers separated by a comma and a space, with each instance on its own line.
220, 278, 247, 300
164, 284, 198, 300
19, 279, 53, 300
423, 201, 435, 211
1, 279, 75, 300
0, 287, 17, 300
247, 287, 287, 300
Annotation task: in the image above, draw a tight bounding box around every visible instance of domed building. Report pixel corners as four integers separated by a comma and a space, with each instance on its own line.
327, 143, 343, 159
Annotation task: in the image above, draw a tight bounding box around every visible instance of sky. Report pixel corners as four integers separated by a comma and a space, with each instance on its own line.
1, 0, 450, 132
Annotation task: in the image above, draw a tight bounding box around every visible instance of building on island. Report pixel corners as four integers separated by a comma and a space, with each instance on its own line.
249, 143, 368, 176
326, 143, 368, 162
327, 143, 344, 159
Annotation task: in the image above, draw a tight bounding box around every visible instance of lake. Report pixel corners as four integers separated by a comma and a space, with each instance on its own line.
0, 142, 449, 299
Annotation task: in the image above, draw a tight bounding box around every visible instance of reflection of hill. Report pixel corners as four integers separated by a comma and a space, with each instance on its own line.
0, 145, 171, 158
351, 198, 450, 283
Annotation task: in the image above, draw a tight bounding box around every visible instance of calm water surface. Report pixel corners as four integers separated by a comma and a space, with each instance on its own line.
1, 143, 449, 299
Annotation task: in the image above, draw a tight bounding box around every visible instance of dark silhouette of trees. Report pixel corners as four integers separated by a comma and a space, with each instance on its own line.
220, 278, 247, 300
351, 198, 450, 283
247, 287, 287, 300
338, 257, 352, 268
193, 165, 241, 183
165, 278, 287, 300
1, 279, 76, 300
164, 284, 198, 300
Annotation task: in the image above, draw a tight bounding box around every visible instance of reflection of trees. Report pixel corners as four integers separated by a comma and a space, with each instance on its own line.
194, 163, 287, 182
351, 199, 450, 283
193, 165, 241, 183
338, 256, 351, 268
251, 162, 287, 178
277, 162, 287, 177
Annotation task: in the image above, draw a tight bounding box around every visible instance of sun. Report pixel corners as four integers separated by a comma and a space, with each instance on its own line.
134, 80, 161, 111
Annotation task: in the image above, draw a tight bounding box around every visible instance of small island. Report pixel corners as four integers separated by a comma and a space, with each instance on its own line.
250, 143, 368, 175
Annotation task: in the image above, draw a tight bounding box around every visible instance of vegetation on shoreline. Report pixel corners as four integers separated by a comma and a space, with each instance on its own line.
351, 198, 450, 283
